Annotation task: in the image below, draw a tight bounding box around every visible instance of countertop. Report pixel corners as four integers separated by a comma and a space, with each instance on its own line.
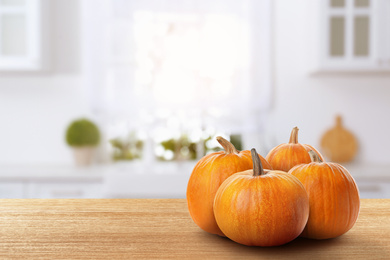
0, 199, 389, 259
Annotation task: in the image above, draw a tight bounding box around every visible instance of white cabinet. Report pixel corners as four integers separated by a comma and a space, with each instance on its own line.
0, 0, 46, 70
0, 182, 25, 198
319, 0, 390, 71
0, 163, 388, 199
349, 163, 390, 199
27, 182, 103, 199
103, 162, 195, 198
0, 181, 103, 199
356, 181, 390, 199
0, 165, 105, 198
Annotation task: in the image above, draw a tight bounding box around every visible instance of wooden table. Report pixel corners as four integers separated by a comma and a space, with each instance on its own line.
0, 199, 388, 259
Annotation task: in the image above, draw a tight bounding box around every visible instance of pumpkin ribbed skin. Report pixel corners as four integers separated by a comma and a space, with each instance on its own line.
187, 140, 271, 236
266, 143, 323, 172
266, 127, 324, 172
289, 160, 360, 239
213, 169, 309, 246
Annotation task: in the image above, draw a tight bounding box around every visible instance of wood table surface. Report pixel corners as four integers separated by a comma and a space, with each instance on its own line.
0, 199, 388, 259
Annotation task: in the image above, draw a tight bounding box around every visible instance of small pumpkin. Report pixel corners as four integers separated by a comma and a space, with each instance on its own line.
186, 137, 271, 236
289, 150, 360, 239
266, 127, 324, 172
213, 149, 309, 246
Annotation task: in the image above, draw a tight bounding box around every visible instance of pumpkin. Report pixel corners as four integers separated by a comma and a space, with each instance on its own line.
213, 149, 309, 246
266, 127, 324, 172
186, 137, 271, 236
289, 150, 360, 239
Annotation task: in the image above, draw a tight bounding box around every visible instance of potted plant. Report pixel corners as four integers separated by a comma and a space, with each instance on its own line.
109, 131, 144, 161
65, 118, 100, 166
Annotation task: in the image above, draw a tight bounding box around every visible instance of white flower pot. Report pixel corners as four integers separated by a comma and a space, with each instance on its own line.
72, 146, 95, 166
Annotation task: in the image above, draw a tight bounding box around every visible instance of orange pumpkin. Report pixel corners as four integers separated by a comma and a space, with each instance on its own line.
187, 137, 271, 236
213, 149, 309, 246
266, 127, 324, 172
289, 150, 360, 239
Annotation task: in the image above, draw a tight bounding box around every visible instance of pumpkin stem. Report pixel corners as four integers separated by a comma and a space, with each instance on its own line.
251, 148, 264, 176
336, 115, 343, 127
216, 136, 238, 154
289, 127, 299, 144
309, 150, 323, 163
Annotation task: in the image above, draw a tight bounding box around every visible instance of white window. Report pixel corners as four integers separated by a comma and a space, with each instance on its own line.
82, 0, 273, 161
132, 12, 250, 109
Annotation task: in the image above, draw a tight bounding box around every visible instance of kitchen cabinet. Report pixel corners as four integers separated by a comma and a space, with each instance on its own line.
27, 182, 103, 199
0, 182, 25, 198
0, 0, 47, 70
104, 162, 390, 199
0, 165, 105, 198
0, 181, 104, 199
319, 0, 390, 71
102, 161, 195, 198
0, 163, 389, 198
357, 181, 390, 199
347, 163, 390, 198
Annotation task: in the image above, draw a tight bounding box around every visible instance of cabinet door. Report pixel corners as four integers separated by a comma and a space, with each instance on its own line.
27, 182, 103, 198
375, 0, 390, 69
0, 182, 25, 198
0, 0, 43, 70
321, 0, 378, 70
357, 181, 390, 199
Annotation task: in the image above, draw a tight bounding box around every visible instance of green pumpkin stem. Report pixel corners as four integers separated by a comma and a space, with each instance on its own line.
309, 150, 323, 163
289, 127, 299, 144
216, 136, 238, 154
251, 148, 265, 176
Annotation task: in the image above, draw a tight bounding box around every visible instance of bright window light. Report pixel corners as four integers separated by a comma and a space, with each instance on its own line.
133, 11, 250, 108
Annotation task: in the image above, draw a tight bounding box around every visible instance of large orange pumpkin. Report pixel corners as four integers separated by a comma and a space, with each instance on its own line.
213, 149, 309, 246
266, 127, 324, 172
289, 150, 360, 239
187, 137, 271, 236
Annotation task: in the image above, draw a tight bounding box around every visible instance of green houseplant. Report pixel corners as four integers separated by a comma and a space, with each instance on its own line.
65, 118, 100, 166
109, 131, 144, 161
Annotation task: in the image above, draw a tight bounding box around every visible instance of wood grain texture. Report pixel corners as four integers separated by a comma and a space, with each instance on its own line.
0, 199, 388, 259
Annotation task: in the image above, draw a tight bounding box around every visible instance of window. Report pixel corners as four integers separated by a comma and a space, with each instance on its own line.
133, 12, 250, 109
82, 0, 273, 161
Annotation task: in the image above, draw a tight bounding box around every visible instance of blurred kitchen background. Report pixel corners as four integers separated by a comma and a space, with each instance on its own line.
0, 0, 389, 199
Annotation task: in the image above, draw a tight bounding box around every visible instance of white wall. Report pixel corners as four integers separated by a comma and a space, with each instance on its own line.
267, 0, 390, 164
0, 0, 87, 164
